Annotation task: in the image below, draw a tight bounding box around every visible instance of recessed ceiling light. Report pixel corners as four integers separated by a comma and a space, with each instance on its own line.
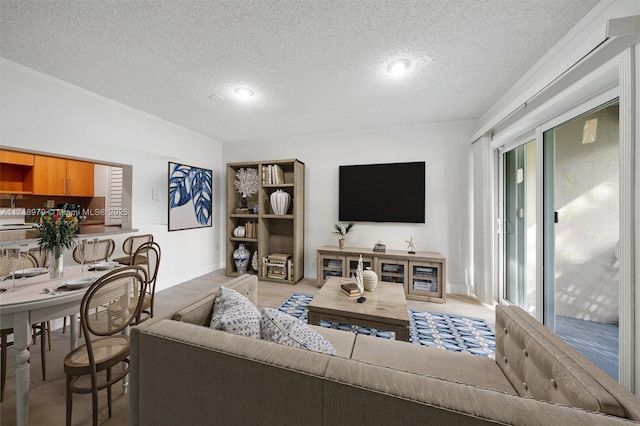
387, 59, 411, 76
234, 87, 255, 100
209, 94, 225, 102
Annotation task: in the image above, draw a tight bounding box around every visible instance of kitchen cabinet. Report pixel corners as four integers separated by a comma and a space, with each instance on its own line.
0, 150, 34, 166
65, 159, 94, 196
33, 155, 94, 196
0, 149, 34, 194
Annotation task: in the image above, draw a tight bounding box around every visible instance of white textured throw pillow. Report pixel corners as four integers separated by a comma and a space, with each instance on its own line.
209, 286, 261, 339
260, 307, 337, 355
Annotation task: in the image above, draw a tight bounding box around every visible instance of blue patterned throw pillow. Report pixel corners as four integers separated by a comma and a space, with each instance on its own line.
210, 286, 261, 339
260, 307, 337, 355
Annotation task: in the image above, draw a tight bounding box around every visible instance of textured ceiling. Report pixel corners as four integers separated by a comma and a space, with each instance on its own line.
0, 0, 600, 143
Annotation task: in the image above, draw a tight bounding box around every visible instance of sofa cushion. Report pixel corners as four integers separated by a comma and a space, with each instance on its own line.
351, 334, 517, 394
172, 274, 259, 326
309, 325, 356, 358
495, 305, 625, 417
209, 286, 261, 339
261, 308, 337, 355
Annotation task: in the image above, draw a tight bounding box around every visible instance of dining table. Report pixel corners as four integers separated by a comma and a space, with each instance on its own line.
0, 263, 117, 426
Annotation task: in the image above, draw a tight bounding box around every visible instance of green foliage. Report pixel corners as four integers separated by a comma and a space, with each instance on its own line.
333, 222, 354, 237
31, 204, 79, 251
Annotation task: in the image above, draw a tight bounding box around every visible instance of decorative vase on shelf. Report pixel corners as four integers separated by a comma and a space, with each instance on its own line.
49, 245, 64, 280
338, 238, 345, 249
363, 267, 378, 292
251, 250, 259, 271
233, 226, 246, 238
270, 189, 291, 215
233, 243, 250, 274
253, 203, 259, 214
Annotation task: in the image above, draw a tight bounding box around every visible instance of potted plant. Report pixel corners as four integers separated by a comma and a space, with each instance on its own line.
333, 222, 354, 249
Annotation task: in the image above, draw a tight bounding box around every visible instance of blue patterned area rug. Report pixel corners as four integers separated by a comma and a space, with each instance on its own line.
278, 293, 496, 358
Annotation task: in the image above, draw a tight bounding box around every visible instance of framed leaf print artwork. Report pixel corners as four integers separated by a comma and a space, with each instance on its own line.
168, 162, 213, 231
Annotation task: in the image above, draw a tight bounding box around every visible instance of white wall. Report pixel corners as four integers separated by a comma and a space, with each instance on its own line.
0, 58, 477, 296
0, 59, 226, 291
224, 120, 478, 294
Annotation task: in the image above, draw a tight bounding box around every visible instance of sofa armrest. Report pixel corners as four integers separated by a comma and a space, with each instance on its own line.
499, 305, 640, 421
495, 305, 633, 418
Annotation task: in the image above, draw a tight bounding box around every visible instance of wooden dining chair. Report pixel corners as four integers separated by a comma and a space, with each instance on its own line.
64, 265, 146, 426
27, 246, 49, 268
26, 246, 53, 352
113, 234, 154, 266
0, 252, 50, 402
64, 238, 116, 334
72, 238, 115, 265
130, 242, 161, 324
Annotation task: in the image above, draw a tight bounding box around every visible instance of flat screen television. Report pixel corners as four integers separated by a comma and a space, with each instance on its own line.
339, 161, 425, 223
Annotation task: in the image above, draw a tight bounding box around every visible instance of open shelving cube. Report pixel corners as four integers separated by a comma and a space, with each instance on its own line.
226, 159, 304, 283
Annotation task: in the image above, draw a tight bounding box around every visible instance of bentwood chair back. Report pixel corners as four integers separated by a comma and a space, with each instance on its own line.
0, 253, 50, 402
114, 234, 154, 265
65, 238, 116, 334
130, 241, 161, 323
64, 265, 147, 426
27, 246, 49, 268
72, 238, 115, 264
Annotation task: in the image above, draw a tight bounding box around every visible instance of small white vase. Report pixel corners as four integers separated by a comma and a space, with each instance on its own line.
363, 267, 378, 291
233, 226, 246, 238
270, 189, 291, 215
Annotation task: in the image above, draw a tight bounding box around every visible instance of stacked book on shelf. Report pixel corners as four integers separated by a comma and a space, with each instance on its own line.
243, 221, 258, 239
262, 253, 293, 281
325, 259, 343, 270
262, 164, 285, 185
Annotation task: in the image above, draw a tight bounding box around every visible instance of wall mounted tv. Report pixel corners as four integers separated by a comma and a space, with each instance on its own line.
339, 161, 425, 223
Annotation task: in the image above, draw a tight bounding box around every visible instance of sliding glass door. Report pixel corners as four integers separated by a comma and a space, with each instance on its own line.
542, 101, 620, 379
502, 140, 536, 313
500, 99, 620, 380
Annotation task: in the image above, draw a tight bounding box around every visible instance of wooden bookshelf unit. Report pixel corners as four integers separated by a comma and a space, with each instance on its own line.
226, 159, 304, 284
316, 246, 446, 303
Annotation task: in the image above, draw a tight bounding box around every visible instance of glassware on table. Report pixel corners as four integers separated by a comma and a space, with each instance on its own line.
19, 243, 29, 279
92, 238, 99, 269
77, 239, 87, 273
6, 248, 20, 291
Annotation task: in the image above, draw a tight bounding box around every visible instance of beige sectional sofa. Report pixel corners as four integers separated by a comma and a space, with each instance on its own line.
130, 274, 640, 425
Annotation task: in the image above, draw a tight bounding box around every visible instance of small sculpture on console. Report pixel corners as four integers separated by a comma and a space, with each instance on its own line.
355, 254, 366, 303
406, 237, 418, 254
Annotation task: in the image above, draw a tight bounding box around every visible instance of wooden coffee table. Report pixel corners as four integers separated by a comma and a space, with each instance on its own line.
307, 277, 410, 341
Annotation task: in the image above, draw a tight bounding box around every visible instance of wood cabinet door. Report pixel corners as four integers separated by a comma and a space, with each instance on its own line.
375, 258, 408, 286
408, 260, 443, 299
66, 159, 94, 196
317, 253, 346, 286
33, 155, 67, 195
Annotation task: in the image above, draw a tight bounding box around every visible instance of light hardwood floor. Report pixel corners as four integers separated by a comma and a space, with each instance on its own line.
0, 269, 495, 425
